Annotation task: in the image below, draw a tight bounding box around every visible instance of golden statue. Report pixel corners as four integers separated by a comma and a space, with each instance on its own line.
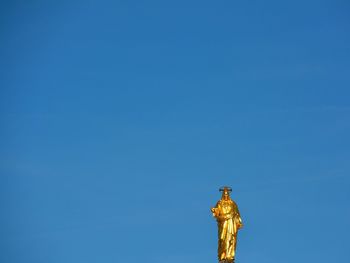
211, 186, 243, 263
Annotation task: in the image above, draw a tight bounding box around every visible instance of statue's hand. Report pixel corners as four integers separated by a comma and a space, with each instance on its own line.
237, 218, 243, 229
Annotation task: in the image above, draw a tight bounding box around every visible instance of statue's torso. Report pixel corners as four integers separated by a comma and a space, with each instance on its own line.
217, 200, 238, 220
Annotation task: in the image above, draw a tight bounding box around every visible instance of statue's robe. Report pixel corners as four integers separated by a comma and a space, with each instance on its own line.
213, 199, 242, 261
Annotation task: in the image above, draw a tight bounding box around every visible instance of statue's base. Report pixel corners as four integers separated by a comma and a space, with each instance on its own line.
219, 260, 234, 263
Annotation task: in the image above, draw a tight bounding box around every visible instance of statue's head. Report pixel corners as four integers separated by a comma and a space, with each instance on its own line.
219, 186, 232, 200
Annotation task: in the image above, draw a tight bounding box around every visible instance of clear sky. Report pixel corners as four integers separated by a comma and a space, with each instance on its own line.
1, 0, 350, 262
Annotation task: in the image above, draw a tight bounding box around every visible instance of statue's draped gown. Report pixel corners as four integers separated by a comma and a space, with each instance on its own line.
214, 199, 242, 261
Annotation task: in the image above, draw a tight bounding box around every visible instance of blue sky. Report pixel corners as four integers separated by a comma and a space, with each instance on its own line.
1, 0, 350, 262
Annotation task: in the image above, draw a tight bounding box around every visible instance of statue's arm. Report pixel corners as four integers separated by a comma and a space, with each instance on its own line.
211, 202, 220, 218
236, 207, 243, 228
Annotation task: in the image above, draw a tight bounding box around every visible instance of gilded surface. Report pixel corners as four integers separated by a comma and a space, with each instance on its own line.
211, 187, 243, 262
